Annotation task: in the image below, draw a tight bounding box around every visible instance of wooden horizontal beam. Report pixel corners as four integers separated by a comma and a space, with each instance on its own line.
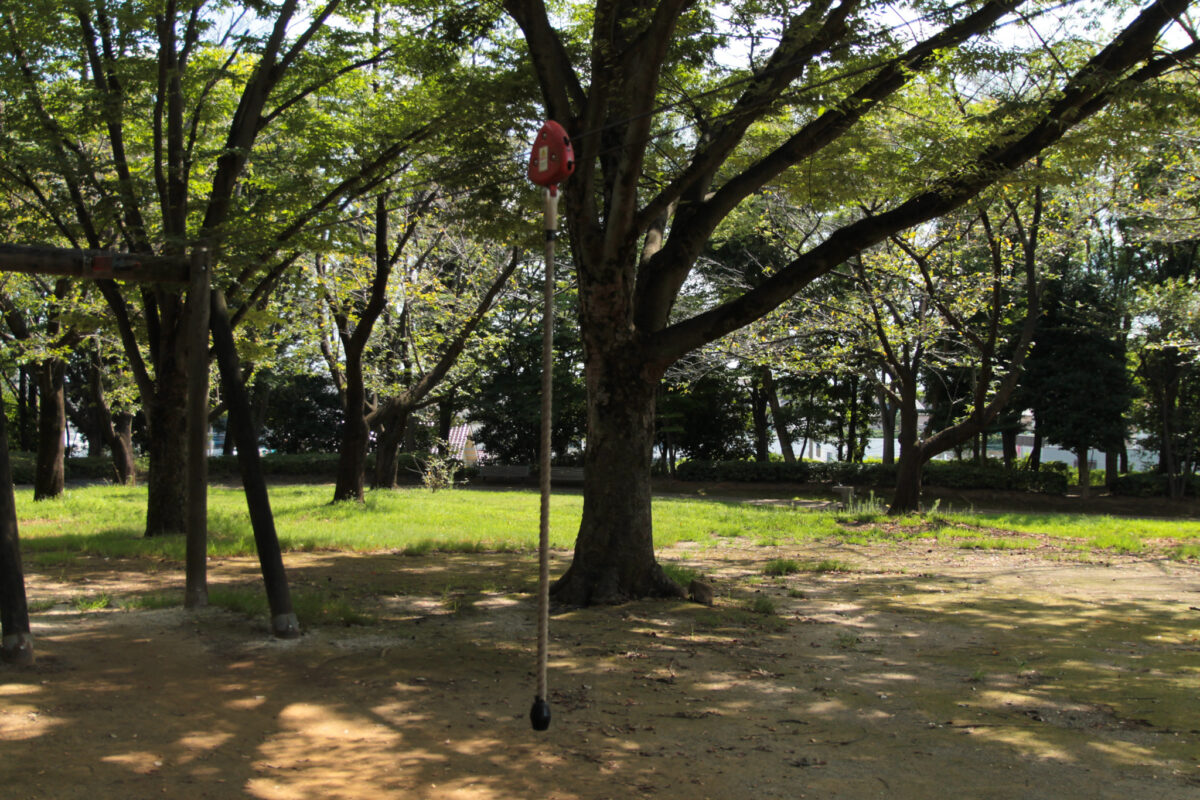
0, 244, 190, 284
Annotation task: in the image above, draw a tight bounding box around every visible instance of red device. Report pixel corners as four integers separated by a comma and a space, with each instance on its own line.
527, 120, 575, 189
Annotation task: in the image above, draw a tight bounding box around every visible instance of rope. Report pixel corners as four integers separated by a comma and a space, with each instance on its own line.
531, 186, 559, 732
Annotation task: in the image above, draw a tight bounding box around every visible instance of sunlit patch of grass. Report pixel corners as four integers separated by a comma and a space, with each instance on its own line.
748, 595, 776, 615
653, 497, 844, 547
1084, 531, 1145, 554
806, 559, 851, 573
662, 562, 701, 586
948, 537, 1037, 550
71, 593, 112, 611
119, 592, 181, 610
209, 585, 374, 627
13, 484, 1196, 567
935, 529, 1039, 550
1168, 544, 1200, 561
941, 511, 1200, 544
764, 558, 801, 576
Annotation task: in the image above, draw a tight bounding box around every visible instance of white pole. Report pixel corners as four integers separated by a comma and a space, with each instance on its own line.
531, 186, 560, 732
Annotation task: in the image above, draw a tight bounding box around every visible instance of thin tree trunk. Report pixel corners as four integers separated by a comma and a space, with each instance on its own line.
1029, 419, 1043, 470
111, 413, 136, 484
750, 382, 769, 462
878, 383, 896, 465
210, 290, 299, 638
17, 367, 37, 451
332, 359, 369, 502
1002, 428, 1017, 469
87, 349, 136, 485
33, 360, 67, 500
372, 405, 410, 489
1104, 449, 1119, 492
889, 386, 924, 514
1077, 446, 1091, 499
847, 375, 861, 463
761, 368, 795, 463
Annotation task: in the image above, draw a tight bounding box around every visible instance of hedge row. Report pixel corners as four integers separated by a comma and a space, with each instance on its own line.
1109, 472, 1198, 498
6, 454, 136, 484
7, 452, 432, 485
674, 459, 1069, 495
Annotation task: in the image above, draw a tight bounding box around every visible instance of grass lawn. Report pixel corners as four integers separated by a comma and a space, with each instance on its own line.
13, 483, 1200, 564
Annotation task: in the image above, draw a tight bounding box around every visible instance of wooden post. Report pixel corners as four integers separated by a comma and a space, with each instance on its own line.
0, 416, 34, 665
0, 244, 188, 283
184, 245, 211, 609
209, 288, 300, 638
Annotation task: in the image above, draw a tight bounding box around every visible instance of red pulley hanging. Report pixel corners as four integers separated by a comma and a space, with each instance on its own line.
527, 120, 575, 189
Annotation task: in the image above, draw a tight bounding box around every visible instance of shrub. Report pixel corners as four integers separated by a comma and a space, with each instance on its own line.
1110, 471, 1198, 497
674, 457, 1068, 495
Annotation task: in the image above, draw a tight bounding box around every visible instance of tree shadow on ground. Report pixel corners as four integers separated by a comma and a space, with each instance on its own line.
4, 548, 1199, 799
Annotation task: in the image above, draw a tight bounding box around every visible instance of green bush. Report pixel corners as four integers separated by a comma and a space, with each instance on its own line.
1110, 471, 1198, 497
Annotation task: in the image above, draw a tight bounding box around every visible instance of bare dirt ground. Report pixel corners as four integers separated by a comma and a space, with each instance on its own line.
3, 511, 1200, 799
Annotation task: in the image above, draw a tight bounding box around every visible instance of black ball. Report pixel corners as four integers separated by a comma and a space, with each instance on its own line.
530, 697, 552, 731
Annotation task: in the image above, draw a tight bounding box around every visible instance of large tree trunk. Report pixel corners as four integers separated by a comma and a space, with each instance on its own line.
144, 363, 189, 536
551, 352, 682, 605
332, 351, 368, 503
33, 359, 67, 500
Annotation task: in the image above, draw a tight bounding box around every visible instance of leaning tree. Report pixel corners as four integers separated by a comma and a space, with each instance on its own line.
501, 0, 1200, 602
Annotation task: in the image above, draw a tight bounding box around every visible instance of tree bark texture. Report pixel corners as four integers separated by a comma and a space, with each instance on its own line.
144, 362, 189, 536
889, 391, 925, 514
332, 357, 369, 502
551, 351, 683, 605
372, 406, 411, 489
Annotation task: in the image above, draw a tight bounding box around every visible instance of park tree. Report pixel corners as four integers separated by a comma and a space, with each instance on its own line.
1131, 277, 1200, 497
65, 335, 141, 483
0, 275, 97, 498
501, 0, 1198, 600
316, 197, 523, 501
0, 1, 465, 533
1021, 274, 1134, 495
468, 268, 588, 466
